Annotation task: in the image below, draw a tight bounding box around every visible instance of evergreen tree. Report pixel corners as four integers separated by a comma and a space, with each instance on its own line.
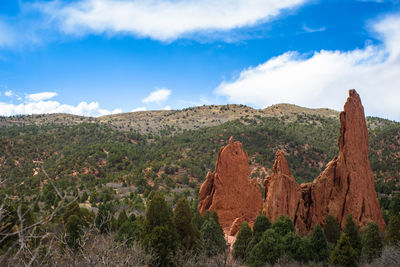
361, 221, 383, 262
329, 233, 357, 267
247, 229, 283, 266
343, 214, 362, 257
389, 192, 400, 216
192, 208, 204, 231
282, 231, 310, 263
116, 220, 142, 246
246, 214, 271, 255
33, 201, 40, 212
116, 210, 128, 230
200, 218, 227, 256
272, 215, 295, 236
63, 201, 82, 224
140, 192, 178, 267
202, 210, 220, 225
95, 203, 112, 233
232, 222, 253, 262
65, 215, 84, 250
190, 199, 203, 231
253, 214, 271, 239
323, 214, 341, 244
385, 214, 400, 246
310, 224, 329, 262
173, 198, 200, 251
80, 191, 88, 202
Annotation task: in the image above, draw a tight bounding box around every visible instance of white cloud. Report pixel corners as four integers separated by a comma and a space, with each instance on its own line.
38, 0, 308, 41
26, 92, 58, 102
163, 105, 171, 111
142, 88, 171, 104
131, 106, 147, 112
0, 100, 122, 117
215, 13, 400, 121
5, 90, 13, 97
302, 24, 326, 33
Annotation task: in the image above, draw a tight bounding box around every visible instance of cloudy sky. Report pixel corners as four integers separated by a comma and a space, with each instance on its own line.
0, 0, 399, 120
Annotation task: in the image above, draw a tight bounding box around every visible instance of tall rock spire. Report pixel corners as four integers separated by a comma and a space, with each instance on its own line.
311, 89, 385, 231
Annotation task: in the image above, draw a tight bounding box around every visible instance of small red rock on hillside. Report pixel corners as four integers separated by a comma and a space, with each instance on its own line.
199, 89, 385, 234
198, 136, 263, 234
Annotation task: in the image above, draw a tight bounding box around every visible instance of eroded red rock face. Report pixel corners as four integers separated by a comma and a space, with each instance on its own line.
198, 136, 263, 233
307, 90, 385, 232
263, 90, 385, 232
200, 90, 385, 234
263, 151, 303, 227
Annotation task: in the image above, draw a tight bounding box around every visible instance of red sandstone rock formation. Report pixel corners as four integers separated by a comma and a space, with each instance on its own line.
307, 89, 386, 231
263, 151, 303, 227
263, 90, 385, 232
200, 89, 385, 234
198, 136, 263, 233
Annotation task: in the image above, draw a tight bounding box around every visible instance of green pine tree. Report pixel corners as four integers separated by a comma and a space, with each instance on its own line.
282, 231, 310, 263
173, 198, 200, 251
329, 233, 357, 267
361, 221, 383, 263
343, 214, 362, 257
310, 224, 329, 262
200, 218, 227, 256
389, 192, 400, 216
253, 214, 271, 239
272, 215, 295, 236
116, 210, 128, 230
323, 214, 341, 244
95, 203, 113, 233
246, 214, 271, 255
385, 214, 400, 246
63, 201, 82, 224
115, 220, 142, 246
140, 192, 179, 267
247, 229, 283, 267
232, 222, 253, 262
80, 191, 89, 202
65, 215, 84, 250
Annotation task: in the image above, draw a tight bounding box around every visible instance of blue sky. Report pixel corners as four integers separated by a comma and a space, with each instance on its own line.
0, 0, 399, 120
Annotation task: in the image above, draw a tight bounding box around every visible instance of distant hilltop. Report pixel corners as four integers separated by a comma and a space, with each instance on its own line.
0, 103, 340, 134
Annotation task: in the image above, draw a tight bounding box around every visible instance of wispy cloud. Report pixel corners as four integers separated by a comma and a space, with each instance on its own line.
26, 92, 58, 102
215, 13, 400, 121
302, 24, 326, 33
36, 0, 308, 41
142, 88, 171, 104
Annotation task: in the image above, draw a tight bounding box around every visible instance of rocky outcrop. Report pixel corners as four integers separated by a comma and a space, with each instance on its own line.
263, 151, 303, 227
306, 90, 386, 231
198, 136, 263, 233
263, 90, 385, 232
200, 90, 385, 234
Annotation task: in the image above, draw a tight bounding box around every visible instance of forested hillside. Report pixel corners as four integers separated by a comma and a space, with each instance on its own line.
1, 106, 399, 266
